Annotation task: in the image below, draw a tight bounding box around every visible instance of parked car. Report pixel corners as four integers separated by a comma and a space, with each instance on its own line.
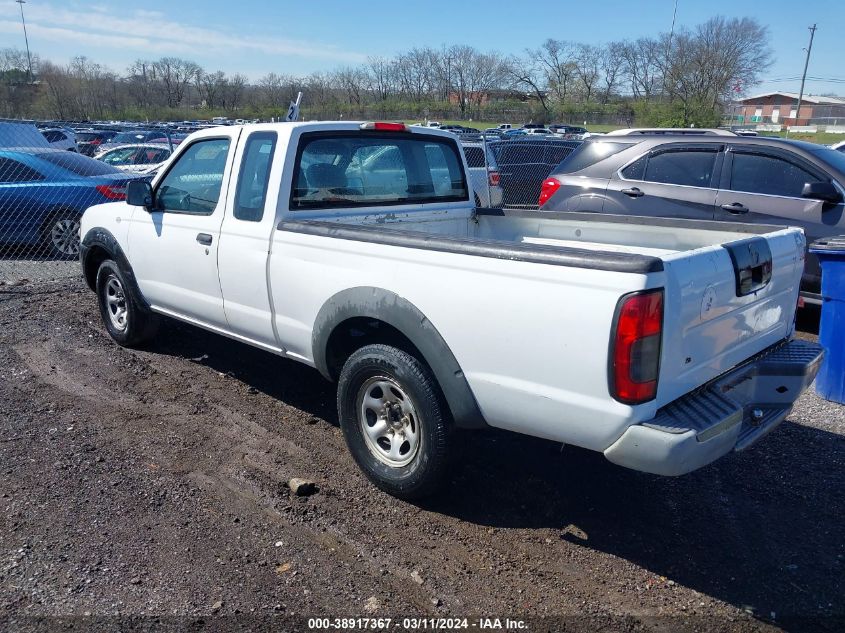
0, 149, 144, 258
99, 130, 166, 152
523, 127, 553, 135
831, 140, 845, 153
76, 129, 120, 156
79, 120, 820, 499
539, 134, 845, 305
460, 141, 503, 208
40, 128, 77, 152
548, 124, 588, 137
489, 139, 581, 207
501, 129, 528, 139
95, 143, 173, 174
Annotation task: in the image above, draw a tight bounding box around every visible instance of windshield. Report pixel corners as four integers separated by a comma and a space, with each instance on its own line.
37, 151, 121, 176
113, 131, 151, 143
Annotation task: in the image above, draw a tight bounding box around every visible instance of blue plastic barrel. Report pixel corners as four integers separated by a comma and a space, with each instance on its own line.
809, 236, 845, 403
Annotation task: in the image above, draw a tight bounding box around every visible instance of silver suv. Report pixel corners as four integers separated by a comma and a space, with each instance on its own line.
540, 135, 845, 304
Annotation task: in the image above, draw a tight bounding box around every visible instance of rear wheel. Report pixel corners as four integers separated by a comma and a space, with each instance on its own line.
337, 344, 452, 499
96, 259, 159, 347
42, 211, 81, 259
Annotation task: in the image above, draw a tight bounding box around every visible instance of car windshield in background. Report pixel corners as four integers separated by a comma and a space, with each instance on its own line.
37, 151, 121, 176
291, 133, 468, 209
112, 132, 151, 143
810, 146, 845, 174
554, 141, 635, 173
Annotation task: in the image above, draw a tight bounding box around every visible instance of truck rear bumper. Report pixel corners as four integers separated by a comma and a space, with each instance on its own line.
603, 339, 824, 476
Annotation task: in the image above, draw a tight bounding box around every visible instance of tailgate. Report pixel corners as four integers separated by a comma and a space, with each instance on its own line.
656, 227, 806, 406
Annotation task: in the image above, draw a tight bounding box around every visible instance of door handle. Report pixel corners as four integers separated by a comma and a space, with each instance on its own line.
720, 202, 749, 214
621, 187, 644, 198
196, 233, 213, 246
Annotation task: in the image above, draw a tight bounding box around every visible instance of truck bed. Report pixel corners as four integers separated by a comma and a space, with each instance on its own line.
277, 207, 804, 440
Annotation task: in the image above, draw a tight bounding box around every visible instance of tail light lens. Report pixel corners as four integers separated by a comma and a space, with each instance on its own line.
538, 177, 561, 207
96, 184, 127, 200
488, 171, 500, 187
610, 289, 663, 404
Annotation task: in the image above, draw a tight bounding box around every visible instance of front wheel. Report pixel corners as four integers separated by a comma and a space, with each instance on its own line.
96, 259, 159, 347
337, 344, 452, 499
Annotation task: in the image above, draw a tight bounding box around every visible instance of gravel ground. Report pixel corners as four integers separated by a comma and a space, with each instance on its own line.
0, 278, 843, 633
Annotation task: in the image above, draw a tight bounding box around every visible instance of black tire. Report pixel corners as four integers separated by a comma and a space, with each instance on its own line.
95, 259, 159, 347
41, 210, 81, 260
337, 344, 452, 499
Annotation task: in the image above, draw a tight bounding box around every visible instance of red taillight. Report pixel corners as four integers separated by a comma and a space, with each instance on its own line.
96, 184, 127, 200
610, 289, 663, 404
538, 177, 561, 207
488, 171, 500, 187
90, 138, 102, 145
360, 122, 409, 132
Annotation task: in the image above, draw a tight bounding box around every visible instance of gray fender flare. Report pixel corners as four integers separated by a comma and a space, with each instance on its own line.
312, 287, 487, 430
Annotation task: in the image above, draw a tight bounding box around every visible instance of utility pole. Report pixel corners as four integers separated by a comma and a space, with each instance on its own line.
15, 0, 34, 83
788, 24, 817, 137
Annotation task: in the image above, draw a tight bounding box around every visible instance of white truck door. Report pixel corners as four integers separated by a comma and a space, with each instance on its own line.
126, 130, 240, 328
217, 130, 282, 350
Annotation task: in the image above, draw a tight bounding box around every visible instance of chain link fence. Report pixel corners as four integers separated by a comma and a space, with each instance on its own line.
0, 119, 163, 289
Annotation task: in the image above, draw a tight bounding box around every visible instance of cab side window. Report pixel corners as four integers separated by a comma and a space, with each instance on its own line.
729, 152, 823, 198
156, 138, 231, 214
234, 132, 277, 222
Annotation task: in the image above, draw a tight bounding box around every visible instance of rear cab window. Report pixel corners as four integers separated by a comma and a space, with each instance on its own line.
291, 132, 469, 210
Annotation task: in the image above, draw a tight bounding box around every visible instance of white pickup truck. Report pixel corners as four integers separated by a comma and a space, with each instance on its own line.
80, 121, 823, 499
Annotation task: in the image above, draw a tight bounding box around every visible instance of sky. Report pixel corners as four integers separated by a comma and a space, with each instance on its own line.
0, 0, 842, 97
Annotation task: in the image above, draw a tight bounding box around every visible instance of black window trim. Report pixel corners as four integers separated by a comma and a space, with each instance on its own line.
617, 142, 725, 190
722, 145, 830, 198
152, 135, 232, 216
289, 130, 470, 211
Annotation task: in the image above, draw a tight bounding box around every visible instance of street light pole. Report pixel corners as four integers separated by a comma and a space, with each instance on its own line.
788, 24, 817, 137
15, 0, 34, 83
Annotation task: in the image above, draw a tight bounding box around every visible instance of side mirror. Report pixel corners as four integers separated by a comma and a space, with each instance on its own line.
126, 180, 154, 208
802, 181, 842, 204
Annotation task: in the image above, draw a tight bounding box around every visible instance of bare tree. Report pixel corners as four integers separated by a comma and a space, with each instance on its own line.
195, 70, 227, 109
574, 44, 601, 102
662, 17, 772, 123
599, 41, 626, 104
152, 57, 201, 108
533, 39, 578, 103
620, 38, 662, 99
333, 66, 368, 105
367, 56, 396, 102
221, 73, 246, 110
394, 47, 435, 101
